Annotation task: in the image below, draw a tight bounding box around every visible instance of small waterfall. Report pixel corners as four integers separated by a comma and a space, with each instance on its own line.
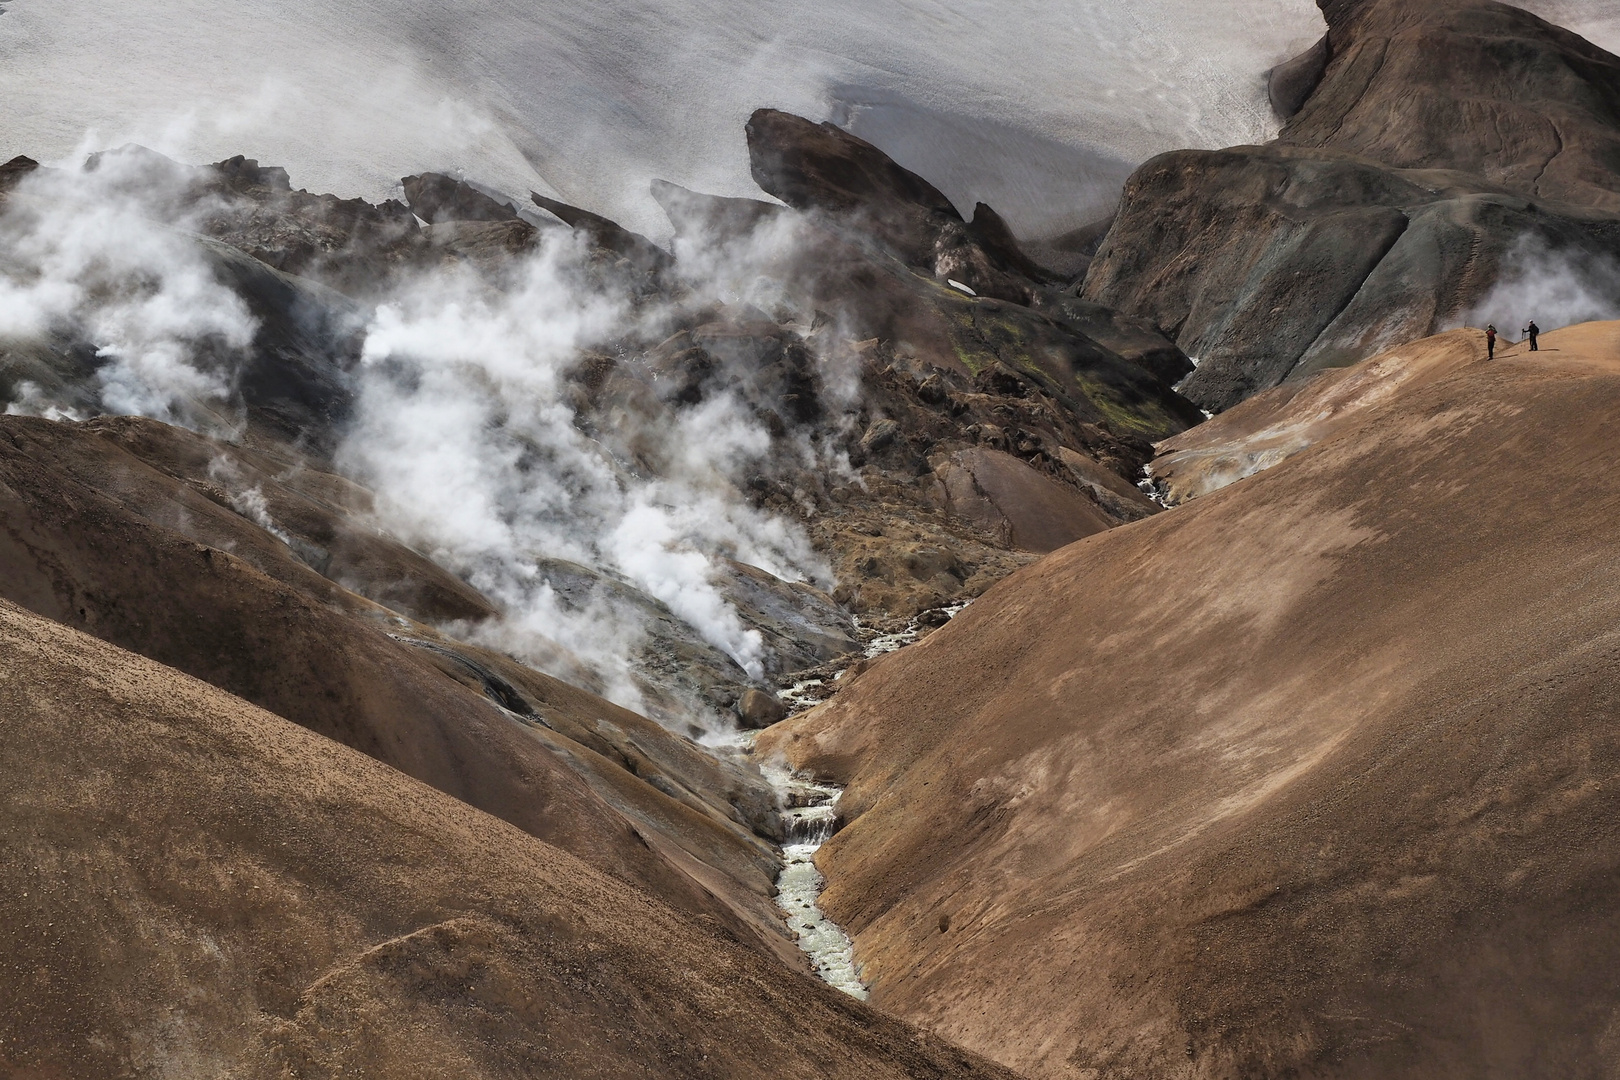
767, 766, 866, 998
756, 600, 971, 998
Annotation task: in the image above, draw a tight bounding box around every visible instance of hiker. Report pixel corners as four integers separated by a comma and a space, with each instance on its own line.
1485, 324, 1497, 359
1524, 320, 1540, 351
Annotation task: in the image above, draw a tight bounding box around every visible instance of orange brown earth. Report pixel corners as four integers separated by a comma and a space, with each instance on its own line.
762, 321, 1620, 1079
0, 599, 1022, 1080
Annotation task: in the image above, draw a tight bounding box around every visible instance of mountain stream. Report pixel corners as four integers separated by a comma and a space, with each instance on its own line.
750, 603, 968, 999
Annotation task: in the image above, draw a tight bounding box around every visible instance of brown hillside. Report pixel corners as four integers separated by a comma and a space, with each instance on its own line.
0, 414, 795, 966
0, 600, 1019, 1079
762, 322, 1620, 1078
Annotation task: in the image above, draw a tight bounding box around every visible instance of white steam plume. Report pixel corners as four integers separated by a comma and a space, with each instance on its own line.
337, 225, 832, 729
0, 147, 257, 428
1462, 234, 1620, 338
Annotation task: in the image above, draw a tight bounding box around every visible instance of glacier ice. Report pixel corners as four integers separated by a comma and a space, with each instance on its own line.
0, 0, 1333, 241
2, 2, 1615, 241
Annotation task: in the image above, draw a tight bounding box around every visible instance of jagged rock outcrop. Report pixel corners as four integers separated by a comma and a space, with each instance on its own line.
531, 191, 673, 278
402, 171, 522, 223
763, 320, 1620, 1079
639, 172, 1199, 616
0, 599, 1021, 1080
745, 108, 1055, 303
1085, 0, 1620, 412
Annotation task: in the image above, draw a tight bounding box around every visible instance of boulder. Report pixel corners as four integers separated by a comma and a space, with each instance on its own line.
738, 688, 789, 729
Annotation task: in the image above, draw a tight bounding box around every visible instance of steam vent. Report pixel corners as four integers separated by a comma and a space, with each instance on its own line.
4, 1, 1620, 1077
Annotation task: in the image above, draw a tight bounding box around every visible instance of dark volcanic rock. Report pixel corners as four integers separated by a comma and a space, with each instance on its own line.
204, 156, 423, 294
1282, 0, 1620, 212
402, 171, 521, 223
0, 153, 38, 192
532, 191, 672, 277
198, 237, 364, 451
1085, 0, 1620, 412
1267, 33, 1331, 119
745, 108, 1052, 303
650, 178, 784, 243
1031, 291, 1194, 388
1088, 144, 1620, 410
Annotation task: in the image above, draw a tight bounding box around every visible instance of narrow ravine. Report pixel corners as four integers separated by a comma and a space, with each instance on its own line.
764, 764, 866, 998
752, 602, 970, 998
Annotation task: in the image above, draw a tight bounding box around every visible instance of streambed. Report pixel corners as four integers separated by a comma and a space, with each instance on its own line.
755, 602, 969, 998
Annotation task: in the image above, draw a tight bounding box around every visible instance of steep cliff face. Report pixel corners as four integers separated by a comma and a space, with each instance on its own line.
1084, 0, 1620, 412
764, 323, 1620, 1078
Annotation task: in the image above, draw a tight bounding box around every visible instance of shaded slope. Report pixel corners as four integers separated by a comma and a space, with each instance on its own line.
0, 414, 798, 966
0, 599, 1020, 1080
762, 322, 1620, 1078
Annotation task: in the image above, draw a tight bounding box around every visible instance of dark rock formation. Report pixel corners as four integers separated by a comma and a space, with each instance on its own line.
745, 108, 1056, 303
203, 156, 423, 294
1085, 0, 1620, 412
1267, 34, 1331, 119
0, 153, 38, 192
402, 171, 521, 223
532, 191, 672, 277
1282, 0, 1620, 212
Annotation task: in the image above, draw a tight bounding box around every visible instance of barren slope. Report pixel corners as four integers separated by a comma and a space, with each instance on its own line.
0, 413, 800, 967
763, 321, 1620, 1078
0, 599, 1020, 1079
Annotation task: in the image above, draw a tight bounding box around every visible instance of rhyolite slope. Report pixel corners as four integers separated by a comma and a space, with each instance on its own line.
763, 322, 1620, 1078
0, 598, 1022, 1080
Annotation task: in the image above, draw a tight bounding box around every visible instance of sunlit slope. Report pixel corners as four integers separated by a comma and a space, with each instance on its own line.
762, 321, 1620, 1078
1150, 327, 1486, 503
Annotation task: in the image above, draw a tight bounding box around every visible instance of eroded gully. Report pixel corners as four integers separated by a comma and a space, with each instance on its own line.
738, 603, 968, 999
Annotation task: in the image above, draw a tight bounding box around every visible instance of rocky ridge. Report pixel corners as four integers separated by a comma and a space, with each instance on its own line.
1084, 0, 1620, 412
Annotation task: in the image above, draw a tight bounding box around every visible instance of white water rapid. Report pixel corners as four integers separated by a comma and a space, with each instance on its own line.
753, 602, 970, 998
